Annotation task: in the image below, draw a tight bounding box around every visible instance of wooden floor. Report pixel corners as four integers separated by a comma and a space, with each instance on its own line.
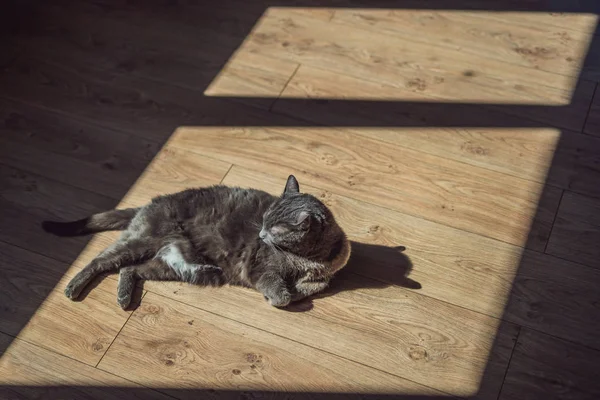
2, 1, 600, 399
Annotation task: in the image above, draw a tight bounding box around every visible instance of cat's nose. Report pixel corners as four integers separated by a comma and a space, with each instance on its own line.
259, 229, 267, 239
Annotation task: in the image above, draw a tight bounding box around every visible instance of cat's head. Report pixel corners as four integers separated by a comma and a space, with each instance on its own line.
259, 175, 343, 258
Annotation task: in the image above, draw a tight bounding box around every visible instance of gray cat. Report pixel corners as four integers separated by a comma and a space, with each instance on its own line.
43, 175, 351, 309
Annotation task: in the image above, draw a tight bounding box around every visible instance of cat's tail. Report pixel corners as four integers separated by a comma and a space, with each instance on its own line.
42, 207, 140, 237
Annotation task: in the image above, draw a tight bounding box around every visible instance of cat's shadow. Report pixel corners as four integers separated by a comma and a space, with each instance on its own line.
286, 241, 420, 312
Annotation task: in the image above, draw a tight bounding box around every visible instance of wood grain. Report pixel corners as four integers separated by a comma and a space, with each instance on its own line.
504, 250, 600, 350
168, 126, 560, 250
10, 1, 299, 110
582, 42, 600, 83
0, 164, 117, 263
242, 9, 594, 130
222, 168, 600, 349
0, 98, 161, 197
0, 242, 138, 366
65, 157, 587, 359
245, 9, 575, 103
0, 0, 598, 396
584, 84, 600, 136
499, 328, 600, 400
0, 56, 297, 144
272, 65, 594, 133
66, 161, 521, 322
203, 51, 299, 102
141, 273, 516, 398
98, 293, 445, 398
549, 132, 600, 198
331, 10, 592, 77
0, 333, 170, 399
0, 242, 71, 337
106, 164, 522, 397
276, 66, 600, 191
221, 166, 521, 314
117, 146, 232, 207
546, 191, 600, 268
275, 65, 561, 183
51, 146, 232, 280
467, 10, 598, 35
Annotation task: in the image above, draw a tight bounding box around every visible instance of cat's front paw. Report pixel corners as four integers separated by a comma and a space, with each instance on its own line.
265, 290, 291, 308
64, 278, 84, 300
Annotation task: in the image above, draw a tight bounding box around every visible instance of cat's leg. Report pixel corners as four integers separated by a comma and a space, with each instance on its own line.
155, 241, 224, 285
116, 258, 224, 309
64, 239, 157, 300
255, 271, 291, 307
117, 259, 179, 309
291, 275, 330, 302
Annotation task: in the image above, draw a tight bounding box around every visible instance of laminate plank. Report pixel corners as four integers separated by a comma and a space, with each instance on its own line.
275, 65, 560, 183
548, 132, 600, 198
0, 56, 301, 141
464, 10, 598, 35
0, 242, 138, 366
499, 328, 600, 400
0, 333, 170, 400
242, 9, 593, 131
0, 241, 107, 338
11, 1, 299, 109
0, 98, 161, 197
0, 164, 115, 222
331, 10, 591, 78
52, 149, 231, 284
118, 146, 232, 207
140, 272, 516, 398
95, 165, 520, 397
546, 191, 600, 269
0, 164, 117, 263
57, 153, 517, 329
222, 167, 600, 349
203, 51, 299, 102
581, 42, 600, 83
37, 146, 231, 297
279, 66, 600, 198
504, 250, 600, 350
221, 166, 520, 314
0, 239, 58, 337
98, 293, 445, 398
48, 158, 521, 396
167, 126, 561, 250
67, 158, 521, 320
584, 84, 600, 137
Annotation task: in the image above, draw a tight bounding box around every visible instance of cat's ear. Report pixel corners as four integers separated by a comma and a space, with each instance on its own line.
283, 175, 300, 196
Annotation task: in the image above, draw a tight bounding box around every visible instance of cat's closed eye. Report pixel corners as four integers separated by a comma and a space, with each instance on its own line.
270, 225, 288, 235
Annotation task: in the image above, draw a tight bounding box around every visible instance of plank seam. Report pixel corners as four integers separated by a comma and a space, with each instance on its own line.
0, 89, 577, 197
0, 331, 176, 398
325, 12, 598, 86
95, 291, 148, 368
581, 82, 598, 132
146, 291, 452, 397
219, 164, 235, 184
495, 325, 522, 400
269, 63, 301, 112
543, 189, 566, 254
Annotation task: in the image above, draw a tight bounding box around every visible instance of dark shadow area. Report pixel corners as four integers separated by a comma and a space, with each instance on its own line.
1, 0, 599, 399
341, 242, 420, 290
0, 386, 453, 400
